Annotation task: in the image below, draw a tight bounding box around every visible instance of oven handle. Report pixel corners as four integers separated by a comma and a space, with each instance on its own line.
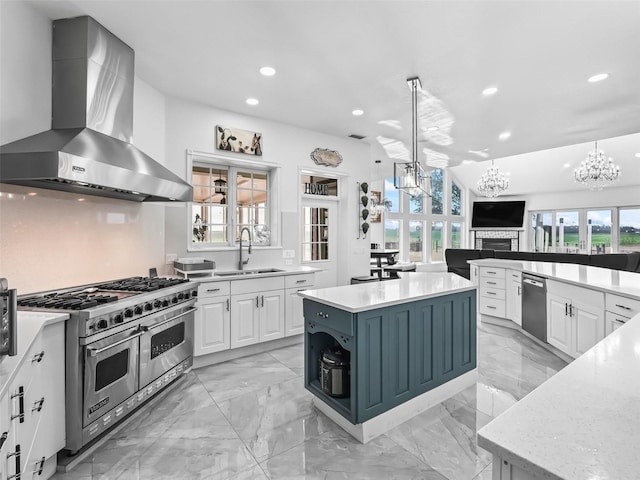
87, 330, 145, 356
142, 307, 197, 332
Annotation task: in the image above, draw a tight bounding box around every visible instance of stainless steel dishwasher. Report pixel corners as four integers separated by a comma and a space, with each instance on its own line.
522, 273, 547, 342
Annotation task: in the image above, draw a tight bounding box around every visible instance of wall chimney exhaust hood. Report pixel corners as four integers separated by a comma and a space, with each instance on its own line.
0, 16, 192, 202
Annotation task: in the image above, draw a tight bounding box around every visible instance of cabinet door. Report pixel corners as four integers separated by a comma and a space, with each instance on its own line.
547, 294, 571, 355
195, 296, 231, 355
506, 279, 522, 327
285, 288, 305, 336
572, 302, 604, 357
259, 290, 285, 342
605, 311, 628, 336
230, 293, 260, 348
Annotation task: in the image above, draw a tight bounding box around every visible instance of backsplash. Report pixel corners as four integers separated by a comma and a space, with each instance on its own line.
0, 184, 165, 294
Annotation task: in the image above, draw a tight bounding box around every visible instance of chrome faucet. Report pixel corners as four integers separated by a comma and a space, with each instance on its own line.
239, 227, 253, 270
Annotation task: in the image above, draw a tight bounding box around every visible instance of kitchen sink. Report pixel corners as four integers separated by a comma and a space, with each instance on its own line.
215, 268, 284, 277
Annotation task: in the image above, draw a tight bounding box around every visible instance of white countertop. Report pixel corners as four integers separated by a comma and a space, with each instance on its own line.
194, 265, 319, 283
299, 272, 475, 312
0, 311, 68, 398
469, 258, 640, 299
478, 309, 640, 480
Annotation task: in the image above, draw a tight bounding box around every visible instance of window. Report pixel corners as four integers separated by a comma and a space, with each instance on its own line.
587, 210, 612, 254
531, 212, 552, 252
556, 211, 579, 251
302, 207, 329, 261
619, 208, 640, 253
376, 168, 465, 264
191, 163, 270, 248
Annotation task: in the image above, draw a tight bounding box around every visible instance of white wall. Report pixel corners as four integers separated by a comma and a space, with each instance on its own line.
0, 2, 168, 293
162, 97, 372, 286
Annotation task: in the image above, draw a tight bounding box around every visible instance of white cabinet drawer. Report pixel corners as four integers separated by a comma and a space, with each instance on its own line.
480, 277, 506, 290
508, 269, 522, 282
480, 267, 505, 280
231, 276, 285, 295
605, 293, 640, 318
479, 297, 506, 317
198, 281, 231, 298
481, 287, 506, 300
284, 273, 315, 289
605, 311, 629, 336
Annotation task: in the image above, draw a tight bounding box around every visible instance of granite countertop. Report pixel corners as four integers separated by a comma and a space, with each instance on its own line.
468, 258, 640, 299
0, 311, 69, 398
478, 309, 640, 479
299, 272, 475, 313
194, 265, 319, 283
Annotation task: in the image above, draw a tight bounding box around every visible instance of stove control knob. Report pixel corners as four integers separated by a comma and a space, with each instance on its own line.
113, 314, 124, 324
134, 305, 143, 315
97, 319, 108, 330
153, 300, 162, 308
171, 296, 178, 304
184, 292, 191, 299
177, 293, 185, 300
191, 290, 198, 298
162, 299, 170, 307
144, 303, 153, 311
124, 308, 134, 318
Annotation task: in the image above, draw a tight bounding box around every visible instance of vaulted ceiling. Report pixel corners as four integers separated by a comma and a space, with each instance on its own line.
24, 0, 640, 195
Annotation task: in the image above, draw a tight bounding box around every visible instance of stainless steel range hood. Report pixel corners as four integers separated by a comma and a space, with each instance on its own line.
0, 16, 192, 202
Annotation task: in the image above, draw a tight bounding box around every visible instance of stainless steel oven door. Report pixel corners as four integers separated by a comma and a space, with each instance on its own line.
83, 327, 142, 426
139, 304, 195, 388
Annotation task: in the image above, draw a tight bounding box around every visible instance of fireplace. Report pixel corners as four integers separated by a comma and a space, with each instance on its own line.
473, 230, 520, 251
481, 238, 512, 250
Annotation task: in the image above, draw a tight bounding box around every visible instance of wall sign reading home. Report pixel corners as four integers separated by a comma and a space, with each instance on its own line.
305, 183, 329, 195
216, 125, 262, 156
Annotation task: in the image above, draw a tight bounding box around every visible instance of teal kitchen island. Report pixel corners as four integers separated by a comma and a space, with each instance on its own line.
300, 272, 477, 443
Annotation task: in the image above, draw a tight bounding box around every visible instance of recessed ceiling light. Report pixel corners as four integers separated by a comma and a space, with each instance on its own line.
563, 163, 571, 168
352, 109, 364, 116
427, 126, 439, 132
27, 192, 37, 196
462, 159, 475, 165
246, 98, 259, 106
635, 152, 640, 158
498, 131, 511, 140
77, 198, 85, 202
588, 73, 609, 83
482, 86, 498, 96
259, 66, 276, 76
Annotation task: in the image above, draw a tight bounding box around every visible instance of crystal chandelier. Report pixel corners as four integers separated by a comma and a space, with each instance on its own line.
394, 76, 430, 198
573, 141, 620, 190
477, 160, 509, 197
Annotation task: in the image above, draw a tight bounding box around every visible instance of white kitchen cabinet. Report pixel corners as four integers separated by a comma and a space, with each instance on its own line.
258, 290, 285, 342
478, 267, 506, 318
284, 273, 315, 337
546, 280, 604, 359
195, 282, 231, 355
1, 321, 65, 480
505, 269, 522, 327
230, 292, 261, 348
604, 293, 640, 337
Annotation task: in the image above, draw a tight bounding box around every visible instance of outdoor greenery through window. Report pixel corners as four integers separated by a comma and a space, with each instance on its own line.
619, 208, 640, 252
192, 164, 270, 247
382, 168, 465, 263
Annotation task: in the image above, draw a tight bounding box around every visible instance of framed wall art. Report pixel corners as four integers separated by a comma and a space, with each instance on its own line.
216, 125, 262, 156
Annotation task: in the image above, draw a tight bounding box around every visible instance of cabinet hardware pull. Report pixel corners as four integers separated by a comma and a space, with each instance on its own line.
206, 288, 221, 293
614, 318, 627, 324
11, 386, 24, 423
615, 304, 632, 310
226, 299, 230, 311
256, 296, 259, 308
487, 292, 496, 295
487, 306, 496, 310
317, 311, 323, 317
7, 444, 20, 479
32, 398, 45, 413
517, 286, 521, 295
261, 295, 264, 307
0, 432, 7, 450
33, 457, 46, 476
487, 281, 496, 285
565, 303, 568, 315
296, 279, 307, 283
569, 304, 574, 317
31, 351, 45, 363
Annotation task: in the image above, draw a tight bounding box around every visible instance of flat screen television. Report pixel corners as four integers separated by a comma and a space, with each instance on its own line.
471, 201, 526, 228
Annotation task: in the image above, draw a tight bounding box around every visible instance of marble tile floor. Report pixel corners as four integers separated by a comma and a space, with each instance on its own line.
52, 322, 567, 480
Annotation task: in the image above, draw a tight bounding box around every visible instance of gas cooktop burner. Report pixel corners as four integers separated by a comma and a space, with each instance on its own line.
94, 276, 188, 292
18, 292, 120, 310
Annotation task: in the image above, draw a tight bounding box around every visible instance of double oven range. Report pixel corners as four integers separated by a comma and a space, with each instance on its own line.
16, 276, 198, 454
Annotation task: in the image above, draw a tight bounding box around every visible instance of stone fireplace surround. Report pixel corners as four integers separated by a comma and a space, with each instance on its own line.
473, 230, 521, 251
